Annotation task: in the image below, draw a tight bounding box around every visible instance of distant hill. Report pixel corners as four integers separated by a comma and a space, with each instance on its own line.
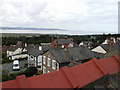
2, 33, 68, 37
0, 27, 67, 31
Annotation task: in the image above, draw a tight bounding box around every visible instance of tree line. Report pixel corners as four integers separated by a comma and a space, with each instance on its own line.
2, 34, 120, 49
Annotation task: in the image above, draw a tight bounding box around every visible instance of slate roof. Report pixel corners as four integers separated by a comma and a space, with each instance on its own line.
7, 46, 19, 51
42, 45, 50, 52
100, 40, 120, 53
50, 46, 95, 63
27, 45, 50, 56
100, 44, 110, 53
55, 39, 72, 45
28, 48, 43, 57
25, 46, 33, 51
83, 73, 120, 89
92, 51, 105, 59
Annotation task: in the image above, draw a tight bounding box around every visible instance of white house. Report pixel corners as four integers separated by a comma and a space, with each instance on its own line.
27, 47, 43, 70
91, 46, 107, 54
7, 46, 27, 60
27, 45, 50, 71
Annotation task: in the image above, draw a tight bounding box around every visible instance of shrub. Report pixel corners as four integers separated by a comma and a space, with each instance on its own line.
2, 67, 42, 82
24, 67, 38, 77
1, 53, 12, 64
8, 71, 24, 80
24, 63, 28, 68
2, 59, 12, 64
2, 70, 9, 82
8, 73, 17, 80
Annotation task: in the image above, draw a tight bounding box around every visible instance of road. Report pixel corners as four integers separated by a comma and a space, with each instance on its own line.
0, 60, 27, 74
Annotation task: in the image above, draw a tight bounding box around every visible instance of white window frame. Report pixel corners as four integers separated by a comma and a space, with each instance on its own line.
43, 66, 46, 74
56, 63, 59, 70
52, 60, 56, 69
30, 56, 34, 61
38, 55, 42, 66
62, 45, 64, 48
43, 56, 46, 65
47, 70, 50, 73
47, 57, 51, 66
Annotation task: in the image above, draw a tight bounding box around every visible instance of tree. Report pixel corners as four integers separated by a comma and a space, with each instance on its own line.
24, 67, 38, 77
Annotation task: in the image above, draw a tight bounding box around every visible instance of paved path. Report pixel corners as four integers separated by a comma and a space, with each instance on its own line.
0, 60, 27, 74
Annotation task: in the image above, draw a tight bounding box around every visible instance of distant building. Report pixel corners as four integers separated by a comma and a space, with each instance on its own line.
91, 38, 120, 58
79, 41, 92, 49
50, 38, 74, 48
7, 41, 27, 60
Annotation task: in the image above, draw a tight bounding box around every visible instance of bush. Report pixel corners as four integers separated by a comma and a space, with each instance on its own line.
1, 53, 12, 64
2, 67, 41, 82
37, 70, 43, 75
2, 70, 9, 82
8, 71, 24, 80
2, 59, 12, 64
24, 63, 28, 68
24, 67, 38, 77
8, 73, 17, 80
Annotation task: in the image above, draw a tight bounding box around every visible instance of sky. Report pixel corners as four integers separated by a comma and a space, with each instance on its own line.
0, 0, 118, 35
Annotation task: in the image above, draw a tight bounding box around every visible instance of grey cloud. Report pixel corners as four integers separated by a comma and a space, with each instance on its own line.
0, 0, 118, 34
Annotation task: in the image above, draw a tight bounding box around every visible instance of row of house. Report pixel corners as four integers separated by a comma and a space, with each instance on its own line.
27, 38, 95, 74
28, 46, 95, 73
5, 37, 120, 74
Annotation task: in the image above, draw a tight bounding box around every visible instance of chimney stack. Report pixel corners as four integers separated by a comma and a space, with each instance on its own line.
39, 46, 42, 51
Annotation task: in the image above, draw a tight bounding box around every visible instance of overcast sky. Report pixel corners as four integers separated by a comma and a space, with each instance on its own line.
0, 0, 118, 35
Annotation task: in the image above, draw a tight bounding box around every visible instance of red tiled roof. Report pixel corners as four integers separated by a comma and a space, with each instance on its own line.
1, 56, 120, 88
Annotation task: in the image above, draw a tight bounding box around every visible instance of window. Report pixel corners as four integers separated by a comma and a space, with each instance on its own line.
43, 56, 46, 65
62, 45, 64, 48
52, 60, 56, 69
38, 55, 42, 66
43, 66, 46, 74
47, 70, 50, 73
47, 57, 51, 66
30, 56, 34, 60
56, 63, 59, 70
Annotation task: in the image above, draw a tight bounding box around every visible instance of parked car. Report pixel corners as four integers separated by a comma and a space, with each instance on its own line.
12, 60, 20, 71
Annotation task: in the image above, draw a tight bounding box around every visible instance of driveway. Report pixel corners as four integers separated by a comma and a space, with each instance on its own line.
0, 60, 28, 74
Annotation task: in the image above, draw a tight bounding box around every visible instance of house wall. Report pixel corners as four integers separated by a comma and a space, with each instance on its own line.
91, 46, 107, 54
7, 51, 13, 57
42, 51, 59, 74
7, 48, 23, 57
68, 43, 73, 47
11, 54, 28, 60
28, 55, 36, 66
28, 54, 43, 70
22, 48, 27, 52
